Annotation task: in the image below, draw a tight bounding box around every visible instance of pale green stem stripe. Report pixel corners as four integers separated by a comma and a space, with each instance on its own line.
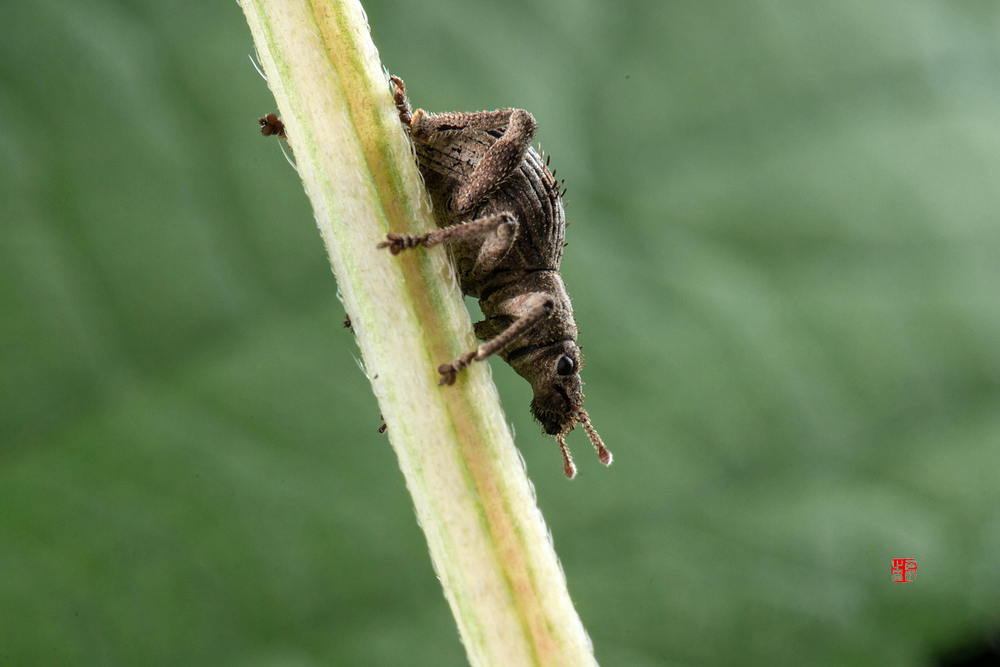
241, 1, 598, 664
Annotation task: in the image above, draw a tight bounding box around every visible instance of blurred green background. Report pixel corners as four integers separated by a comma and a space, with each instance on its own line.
3, 0, 1000, 665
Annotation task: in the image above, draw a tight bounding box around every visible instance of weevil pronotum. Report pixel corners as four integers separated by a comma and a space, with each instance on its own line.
261, 76, 611, 478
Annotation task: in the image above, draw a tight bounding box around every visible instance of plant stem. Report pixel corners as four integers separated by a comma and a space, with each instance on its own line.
241, 1, 598, 664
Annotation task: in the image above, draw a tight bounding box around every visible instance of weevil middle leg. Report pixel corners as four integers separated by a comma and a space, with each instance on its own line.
377, 211, 517, 263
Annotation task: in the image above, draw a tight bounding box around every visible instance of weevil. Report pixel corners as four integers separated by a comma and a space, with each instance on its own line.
260, 77, 610, 478
378, 76, 610, 478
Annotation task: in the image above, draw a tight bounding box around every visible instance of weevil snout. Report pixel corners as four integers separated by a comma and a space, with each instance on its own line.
512, 342, 612, 478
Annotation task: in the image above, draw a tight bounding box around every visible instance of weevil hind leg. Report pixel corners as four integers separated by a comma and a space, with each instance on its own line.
407, 106, 537, 215
409, 107, 526, 137
452, 109, 536, 214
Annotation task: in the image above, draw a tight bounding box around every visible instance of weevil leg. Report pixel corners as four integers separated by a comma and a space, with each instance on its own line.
471, 216, 518, 279
409, 106, 526, 136
407, 106, 537, 215
438, 293, 554, 386
389, 75, 413, 126
454, 109, 535, 214
377, 212, 515, 256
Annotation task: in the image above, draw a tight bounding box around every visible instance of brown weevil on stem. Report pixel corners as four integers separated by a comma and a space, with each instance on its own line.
378, 76, 611, 479
259, 77, 610, 478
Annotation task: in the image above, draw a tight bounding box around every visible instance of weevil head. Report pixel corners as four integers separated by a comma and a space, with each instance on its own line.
515, 341, 584, 435
507, 341, 611, 477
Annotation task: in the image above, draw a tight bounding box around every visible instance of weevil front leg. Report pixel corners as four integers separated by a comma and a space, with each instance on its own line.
438, 293, 554, 386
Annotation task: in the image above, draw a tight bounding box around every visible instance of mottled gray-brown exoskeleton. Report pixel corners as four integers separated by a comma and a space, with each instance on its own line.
377, 76, 611, 479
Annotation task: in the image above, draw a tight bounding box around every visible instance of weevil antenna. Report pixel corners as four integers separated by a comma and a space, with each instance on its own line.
580, 410, 612, 466
556, 434, 577, 479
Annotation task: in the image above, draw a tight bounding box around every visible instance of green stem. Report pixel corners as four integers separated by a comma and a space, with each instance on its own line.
241, 1, 598, 664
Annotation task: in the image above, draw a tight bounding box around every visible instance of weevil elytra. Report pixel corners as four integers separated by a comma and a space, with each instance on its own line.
260, 77, 611, 478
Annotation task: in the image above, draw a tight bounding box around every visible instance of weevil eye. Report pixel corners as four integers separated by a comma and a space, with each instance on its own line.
556, 355, 576, 376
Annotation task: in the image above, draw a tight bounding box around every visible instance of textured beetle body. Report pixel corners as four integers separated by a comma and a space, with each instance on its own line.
379, 77, 610, 478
